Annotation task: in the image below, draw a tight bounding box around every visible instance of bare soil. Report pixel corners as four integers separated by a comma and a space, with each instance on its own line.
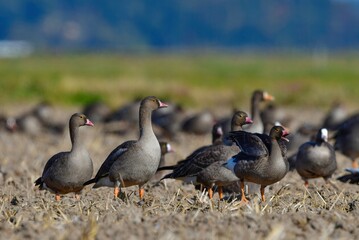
0, 106, 359, 240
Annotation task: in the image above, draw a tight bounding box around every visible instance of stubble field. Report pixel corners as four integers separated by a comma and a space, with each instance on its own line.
0, 104, 359, 240
1, 53, 359, 239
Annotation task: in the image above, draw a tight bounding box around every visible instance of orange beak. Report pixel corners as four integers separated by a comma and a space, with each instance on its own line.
263, 92, 275, 101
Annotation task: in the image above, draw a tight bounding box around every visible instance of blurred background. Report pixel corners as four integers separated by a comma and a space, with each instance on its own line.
2, 0, 359, 52
0, 0, 359, 109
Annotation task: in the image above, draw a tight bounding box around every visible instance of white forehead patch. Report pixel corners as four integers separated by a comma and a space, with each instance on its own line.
166, 143, 172, 152
274, 121, 282, 127
217, 126, 223, 136
321, 128, 328, 141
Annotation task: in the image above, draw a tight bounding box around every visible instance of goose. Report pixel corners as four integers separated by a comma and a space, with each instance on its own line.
34, 113, 94, 201
84, 96, 167, 200
295, 128, 337, 186
160, 111, 252, 199
224, 126, 289, 203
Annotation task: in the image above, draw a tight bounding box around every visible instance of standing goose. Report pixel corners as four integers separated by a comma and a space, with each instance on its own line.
224, 126, 289, 203
84, 96, 167, 200
244, 90, 274, 134
295, 128, 337, 187
334, 113, 359, 168
242, 90, 273, 197
160, 111, 252, 200
34, 113, 94, 201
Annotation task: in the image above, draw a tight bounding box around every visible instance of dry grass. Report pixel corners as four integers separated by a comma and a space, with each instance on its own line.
1, 106, 359, 240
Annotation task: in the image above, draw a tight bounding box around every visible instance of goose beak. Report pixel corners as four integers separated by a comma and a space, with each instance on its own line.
245, 117, 253, 124
159, 100, 168, 108
263, 92, 275, 101
281, 128, 290, 142
86, 119, 94, 127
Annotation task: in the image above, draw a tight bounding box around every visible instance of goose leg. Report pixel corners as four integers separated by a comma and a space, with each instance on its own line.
55, 194, 61, 201
260, 186, 266, 202
139, 186, 145, 200
208, 188, 213, 199
218, 186, 224, 200
75, 193, 81, 200
304, 180, 309, 188
114, 181, 120, 198
240, 180, 249, 203
352, 161, 358, 169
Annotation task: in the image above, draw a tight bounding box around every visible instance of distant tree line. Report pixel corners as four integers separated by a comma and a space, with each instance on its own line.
0, 0, 358, 51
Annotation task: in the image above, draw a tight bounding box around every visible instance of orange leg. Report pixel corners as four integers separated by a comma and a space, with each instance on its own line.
55, 194, 61, 201
260, 186, 266, 202
208, 188, 213, 199
139, 187, 145, 200
304, 180, 309, 188
240, 181, 249, 203
114, 186, 120, 198
218, 186, 224, 200
352, 161, 358, 169
75, 193, 81, 201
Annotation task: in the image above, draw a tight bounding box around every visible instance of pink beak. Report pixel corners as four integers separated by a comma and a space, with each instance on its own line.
281, 128, 290, 142
282, 128, 290, 136
159, 100, 168, 108
86, 119, 94, 127
245, 117, 253, 124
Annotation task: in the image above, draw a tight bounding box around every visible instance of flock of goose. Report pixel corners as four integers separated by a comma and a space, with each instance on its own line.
1, 90, 359, 203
